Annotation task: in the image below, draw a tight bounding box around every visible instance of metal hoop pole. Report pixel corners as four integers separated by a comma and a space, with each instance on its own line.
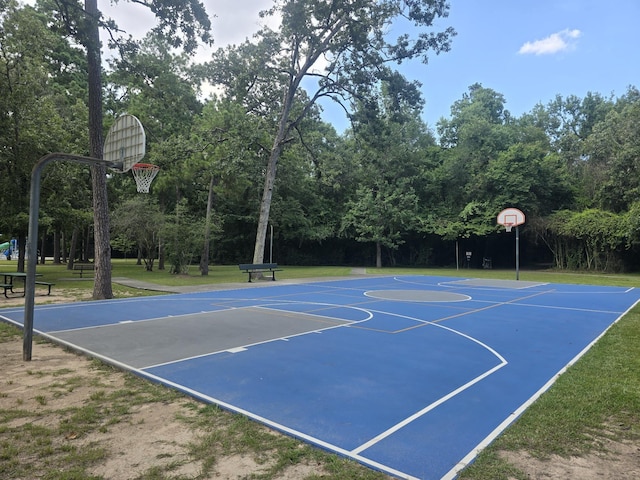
24, 153, 118, 361
515, 225, 520, 281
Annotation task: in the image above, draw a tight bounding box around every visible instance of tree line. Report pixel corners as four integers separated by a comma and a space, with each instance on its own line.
2, 0, 639, 283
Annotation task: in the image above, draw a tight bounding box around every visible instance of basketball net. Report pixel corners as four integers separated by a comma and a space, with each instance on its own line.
131, 163, 160, 193
505, 224, 513, 233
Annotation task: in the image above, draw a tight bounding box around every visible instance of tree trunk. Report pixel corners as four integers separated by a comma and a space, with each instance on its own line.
67, 227, 78, 269
40, 231, 46, 265
62, 230, 67, 264
252, 105, 292, 264
53, 229, 61, 264
86, 0, 112, 299
158, 239, 165, 270
17, 235, 26, 272
83, 227, 91, 262
200, 175, 215, 275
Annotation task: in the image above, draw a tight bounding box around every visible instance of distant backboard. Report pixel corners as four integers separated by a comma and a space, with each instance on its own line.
103, 114, 146, 172
497, 208, 525, 229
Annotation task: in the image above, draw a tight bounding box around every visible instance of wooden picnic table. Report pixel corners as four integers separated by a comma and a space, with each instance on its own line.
0, 272, 53, 297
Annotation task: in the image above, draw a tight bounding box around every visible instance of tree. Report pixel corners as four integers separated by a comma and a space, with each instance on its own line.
0, 1, 73, 270
44, 0, 211, 298
342, 180, 420, 267
583, 92, 640, 212
205, 0, 456, 264
106, 33, 203, 140
111, 196, 165, 271
529, 92, 615, 210
341, 74, 432, 267
438, 83, 512, 149
163, 199, 204, 274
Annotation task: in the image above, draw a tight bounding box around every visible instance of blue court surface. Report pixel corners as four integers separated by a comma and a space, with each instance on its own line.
2, 275, 640, 479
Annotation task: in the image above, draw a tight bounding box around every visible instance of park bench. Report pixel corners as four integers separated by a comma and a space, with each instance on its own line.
72, 263, 94, 278
238, 263, 283, 282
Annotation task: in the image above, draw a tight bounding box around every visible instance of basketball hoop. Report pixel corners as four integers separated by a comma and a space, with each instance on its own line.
496, 207, 525, 281
497, 208, 525, 232
131, 163, 160, 193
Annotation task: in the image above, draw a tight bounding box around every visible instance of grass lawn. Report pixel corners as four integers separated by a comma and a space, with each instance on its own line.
1, 261, 639, 478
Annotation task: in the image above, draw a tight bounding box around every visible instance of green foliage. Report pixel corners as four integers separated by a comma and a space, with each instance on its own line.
340, 76, 435, 266
0, 1, 75, 240
535, 209, 628, 271
3, 0, 640, 272
111, 196, 165, 271
163, 200, 205, 274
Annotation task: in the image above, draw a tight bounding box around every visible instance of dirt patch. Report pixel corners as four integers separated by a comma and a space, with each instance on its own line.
499, 437, 640, 479
0, 288, 93, 309
0, 335, 343, 479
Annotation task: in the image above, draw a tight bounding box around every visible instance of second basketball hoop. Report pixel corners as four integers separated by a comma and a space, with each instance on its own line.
131, 163, 160, 193
497, 207, 525, 232
497, 207, 525, 281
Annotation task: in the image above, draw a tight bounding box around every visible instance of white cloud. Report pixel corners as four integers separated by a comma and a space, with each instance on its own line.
518, 28, 581, 55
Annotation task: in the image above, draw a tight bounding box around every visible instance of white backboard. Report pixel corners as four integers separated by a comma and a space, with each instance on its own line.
497, 208, 525, 227
103, 114, 146, 172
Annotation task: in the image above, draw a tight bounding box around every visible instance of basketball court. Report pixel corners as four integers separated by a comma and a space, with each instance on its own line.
2, 275, 639, 479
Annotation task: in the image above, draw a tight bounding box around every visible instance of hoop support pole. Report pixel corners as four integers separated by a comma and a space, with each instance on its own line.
24, 153, 119, 361
515, 225, 520, 280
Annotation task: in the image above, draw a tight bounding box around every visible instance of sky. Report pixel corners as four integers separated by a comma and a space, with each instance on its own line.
101, 0, 640, 132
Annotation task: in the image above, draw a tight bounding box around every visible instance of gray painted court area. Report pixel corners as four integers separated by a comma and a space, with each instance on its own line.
53, 307, 351, 369
365, 290, 471, 302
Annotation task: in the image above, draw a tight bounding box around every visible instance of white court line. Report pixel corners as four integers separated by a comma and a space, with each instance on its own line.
14, 327, 422, 477
257, 302, 373, 323
350, 317, 508, 455
352, 361, 506, 456
136, 369, 422, 480
463, 298, 625, 315
441, 296, 640, 480
140, 303, 374, 370
498, 301, 624, 315
48, 306, 240, 334
141, 299, 509, 456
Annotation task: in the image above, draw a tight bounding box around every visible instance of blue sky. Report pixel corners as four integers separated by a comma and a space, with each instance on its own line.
412, 0, 640, 128
101, 0, 639, 132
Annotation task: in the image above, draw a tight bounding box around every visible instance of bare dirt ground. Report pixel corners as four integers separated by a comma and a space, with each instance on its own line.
500, 444, 640, 480
2, 291, 639, 479
0, 338, 328, 479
